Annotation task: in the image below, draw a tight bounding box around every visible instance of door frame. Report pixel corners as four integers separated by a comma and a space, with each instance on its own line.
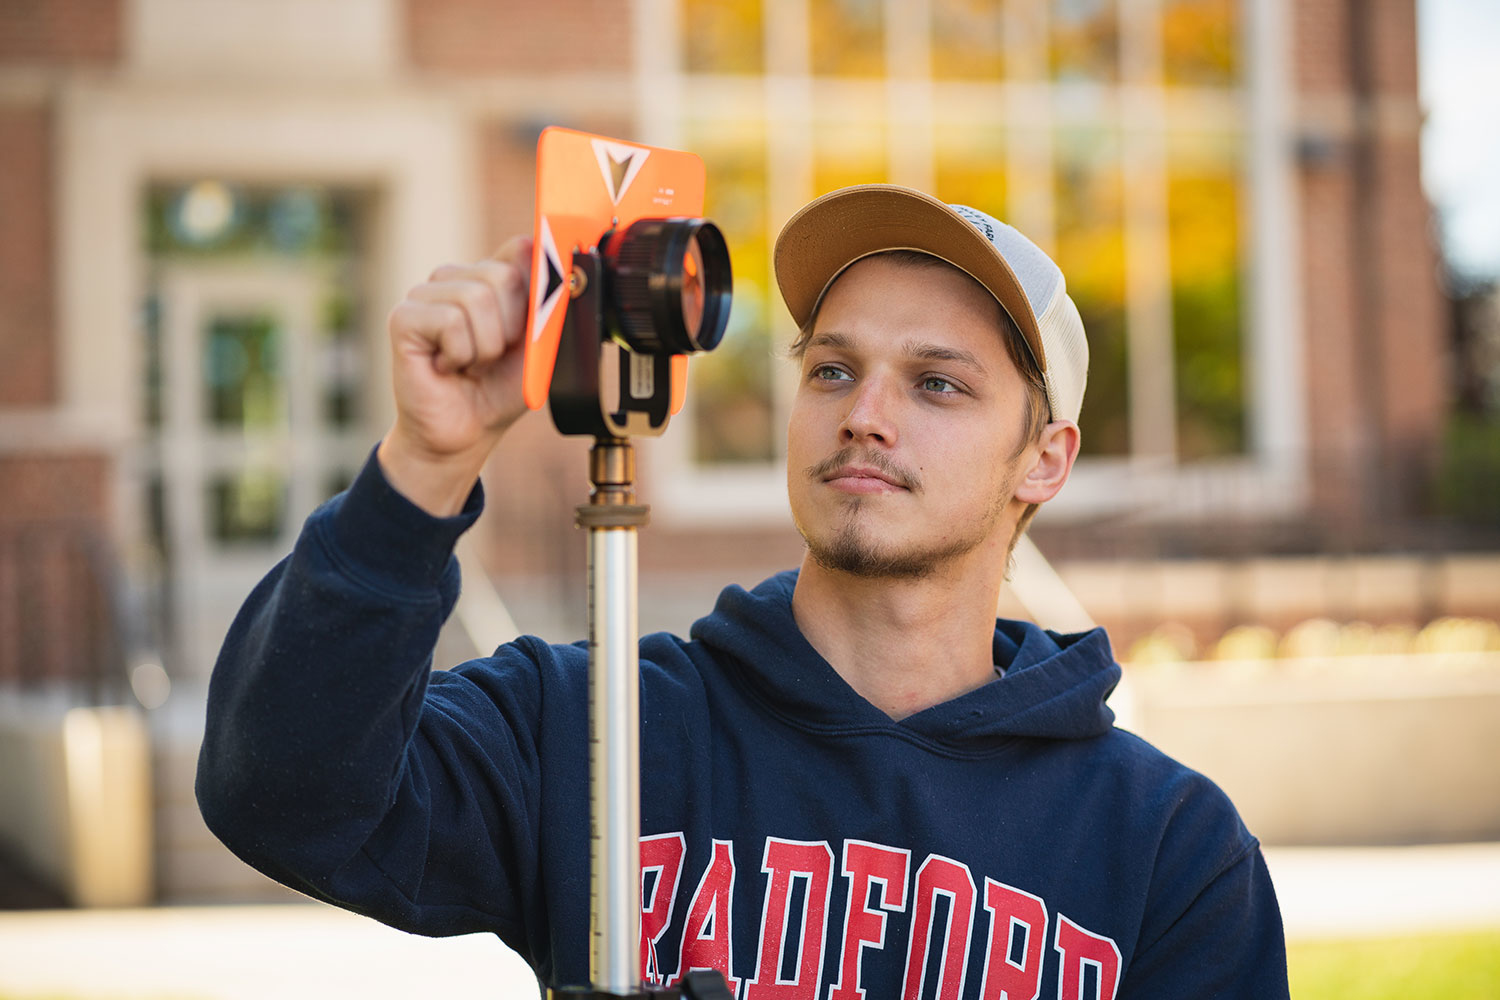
57, 84, 476, 678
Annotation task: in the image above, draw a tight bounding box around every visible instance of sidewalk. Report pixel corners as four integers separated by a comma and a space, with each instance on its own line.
1, 843, 1498, 999
1266, 841, 1500, 940
0, 904, 537, 999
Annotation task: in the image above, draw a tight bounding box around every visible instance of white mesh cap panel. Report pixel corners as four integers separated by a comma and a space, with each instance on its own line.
950, 203, 1089, 423
1036, 285, 1089, 424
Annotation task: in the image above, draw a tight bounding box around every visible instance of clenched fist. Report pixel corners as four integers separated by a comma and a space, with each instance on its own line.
377, 236, 533, 516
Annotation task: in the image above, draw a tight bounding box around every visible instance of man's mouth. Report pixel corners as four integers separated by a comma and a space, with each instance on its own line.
826, 465, 905, 492
807, 450, 917, 494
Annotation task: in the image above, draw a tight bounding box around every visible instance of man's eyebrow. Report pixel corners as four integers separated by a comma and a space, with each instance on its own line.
803, 331, 990, 376
901, 340, 988, 373
803, 331, 853, 352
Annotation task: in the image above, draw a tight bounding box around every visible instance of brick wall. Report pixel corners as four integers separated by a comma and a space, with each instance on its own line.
1370, 132, 1445, 499
0, 105, 56, 407
1297, 149, 1367, 518
480, 121, 542, 255
0, 0, 122, 690
0, 453, 114, 691
1362, 0, 1444, 474
1368, 0, 1421, 92
405, 0, 633, 75
0, 0, 122, 64
1293, 0, 1351, 92
0, 454, 108, 523
1293, 0, 1446, 523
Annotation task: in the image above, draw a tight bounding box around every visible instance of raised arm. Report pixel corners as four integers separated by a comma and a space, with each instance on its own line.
195, 238, 559, 952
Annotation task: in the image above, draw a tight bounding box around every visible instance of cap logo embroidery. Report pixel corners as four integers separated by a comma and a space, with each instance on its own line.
953, 205, 995, 242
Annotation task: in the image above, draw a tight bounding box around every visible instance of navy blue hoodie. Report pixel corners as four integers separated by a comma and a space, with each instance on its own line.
197, 454, 1288, 998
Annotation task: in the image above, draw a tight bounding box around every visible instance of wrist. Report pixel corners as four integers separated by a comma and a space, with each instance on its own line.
326, 446, 483, 592
376, 426, 493, 517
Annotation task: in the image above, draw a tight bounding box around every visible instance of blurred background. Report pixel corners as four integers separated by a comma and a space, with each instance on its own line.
0, 0, 1497, 996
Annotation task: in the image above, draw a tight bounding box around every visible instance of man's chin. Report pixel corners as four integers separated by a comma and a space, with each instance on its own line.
802, 531, 939, 581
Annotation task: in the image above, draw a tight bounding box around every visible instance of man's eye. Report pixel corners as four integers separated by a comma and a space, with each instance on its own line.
812, 365, 851, 382
922, 375, 957, 393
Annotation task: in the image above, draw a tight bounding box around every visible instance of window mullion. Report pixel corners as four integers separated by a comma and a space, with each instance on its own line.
886, 0, 933, 191
1120, 0, 1177, 462
1245, 0, 1305, 490
634, 0, 682, 146
1003, 0, 1055, 248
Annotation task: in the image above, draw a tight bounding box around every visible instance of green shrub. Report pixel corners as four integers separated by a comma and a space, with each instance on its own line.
1287, 928, 1500, 999
1436, 414, 1500, 524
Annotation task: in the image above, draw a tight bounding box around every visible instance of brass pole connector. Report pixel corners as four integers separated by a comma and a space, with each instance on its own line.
578, 438, 649, 529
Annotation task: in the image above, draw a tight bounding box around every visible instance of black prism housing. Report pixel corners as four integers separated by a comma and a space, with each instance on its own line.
549, 217, 732, 440
601, 218, 731, 355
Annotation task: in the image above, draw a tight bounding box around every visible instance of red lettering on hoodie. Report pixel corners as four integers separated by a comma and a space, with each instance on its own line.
978, 878, 1047, 1000
647, 834, 1123, 999
744, 838, 835, 999
901, 854, 977, 1000
669, 839, 740, 993
640, 832, 686, 985
1054, 913, 1122, 1000
829, 840, 911, 1000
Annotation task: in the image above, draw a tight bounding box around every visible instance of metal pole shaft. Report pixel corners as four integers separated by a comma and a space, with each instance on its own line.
581, 440, 647, 994
588, 524, 639, 991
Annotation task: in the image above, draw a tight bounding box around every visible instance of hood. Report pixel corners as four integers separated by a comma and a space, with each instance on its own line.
689, 570, 1121, 749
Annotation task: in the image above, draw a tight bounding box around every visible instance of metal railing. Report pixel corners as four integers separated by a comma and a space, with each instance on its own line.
0, 521, 149, 704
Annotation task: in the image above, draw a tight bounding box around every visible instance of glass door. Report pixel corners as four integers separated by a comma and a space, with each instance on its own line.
140, 183, 374, 677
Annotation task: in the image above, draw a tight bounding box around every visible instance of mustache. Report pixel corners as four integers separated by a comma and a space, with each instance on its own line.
804, 447, 922, 493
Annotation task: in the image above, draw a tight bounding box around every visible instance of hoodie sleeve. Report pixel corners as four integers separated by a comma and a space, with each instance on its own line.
194, 450, 547, 957
1117, 770, 1290, 1000
1120, 842, 1288, 998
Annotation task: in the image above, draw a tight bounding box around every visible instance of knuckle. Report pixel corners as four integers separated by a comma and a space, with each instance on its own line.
457, 282, 497, 321
502, 262, 528, 295
484, 258, 527, 296
388, 299, 423, 332
437, 302, 469, 336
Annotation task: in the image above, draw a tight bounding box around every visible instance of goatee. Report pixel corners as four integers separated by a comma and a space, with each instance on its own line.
795, 448, 1017, 581
803, 513, 951, 579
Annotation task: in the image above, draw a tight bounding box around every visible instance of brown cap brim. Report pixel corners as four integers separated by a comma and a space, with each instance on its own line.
772, 184, 1046, 373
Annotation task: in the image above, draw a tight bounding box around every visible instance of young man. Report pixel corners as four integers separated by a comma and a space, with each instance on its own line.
198, 185, 1289, 997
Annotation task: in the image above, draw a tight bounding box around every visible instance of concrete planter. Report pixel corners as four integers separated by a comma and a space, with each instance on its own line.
0, 698, 154, 906
1127, 652, 1500, 845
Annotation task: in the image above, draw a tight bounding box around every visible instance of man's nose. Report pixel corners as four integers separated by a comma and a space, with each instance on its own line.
839, 376, 898, 446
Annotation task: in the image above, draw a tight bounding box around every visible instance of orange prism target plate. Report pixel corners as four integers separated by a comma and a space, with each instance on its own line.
524, 127, 705, 412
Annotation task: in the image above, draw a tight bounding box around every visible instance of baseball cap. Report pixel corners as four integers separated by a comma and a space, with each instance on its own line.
773, 184, 1089, 424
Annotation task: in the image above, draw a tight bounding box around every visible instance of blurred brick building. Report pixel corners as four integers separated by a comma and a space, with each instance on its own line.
0, 0, 1482, 895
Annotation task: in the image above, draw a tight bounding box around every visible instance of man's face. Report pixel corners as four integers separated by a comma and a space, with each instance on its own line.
785, 255, 1039, 579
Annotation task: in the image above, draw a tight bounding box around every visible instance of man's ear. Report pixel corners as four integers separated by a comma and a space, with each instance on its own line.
1014, 420, 1081, 505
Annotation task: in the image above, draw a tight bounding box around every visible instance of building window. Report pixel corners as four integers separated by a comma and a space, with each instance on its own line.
687, 121, 778, 464
931, 0, 1006, 81
665, 0, 1251, 517
1168, 152, 1245, 459
1163, 0, 1238, 87
809, 0, 885, 77
1054, 126, 1129, 457
1051, 0, 1119, 84
682, 0, 764, 74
